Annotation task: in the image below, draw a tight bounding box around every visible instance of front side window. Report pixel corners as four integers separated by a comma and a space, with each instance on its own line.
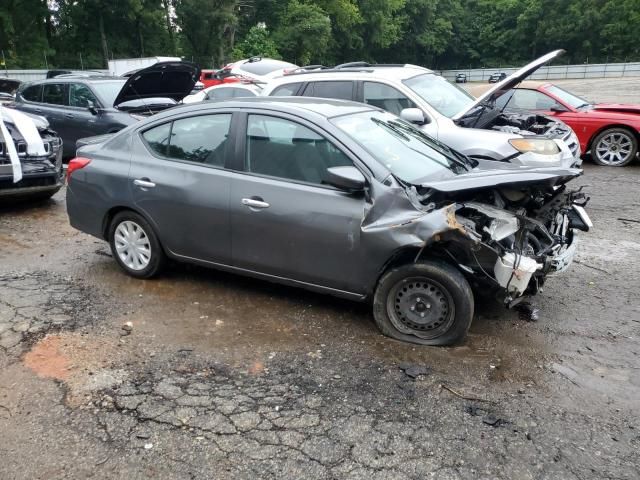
42, 84, 67, 105
363, 82, 416, 116
332, 111, 469, 184
142, 114, 232, 167
246, 114, 352, 185
507, 89, 557, 110
303, 81, 353, 101
21, 84, 42, 102
69, 83, 98, 108
271, 83, 302, 96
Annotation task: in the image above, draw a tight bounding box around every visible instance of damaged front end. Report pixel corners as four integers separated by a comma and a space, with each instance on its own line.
376, 170, 591, 307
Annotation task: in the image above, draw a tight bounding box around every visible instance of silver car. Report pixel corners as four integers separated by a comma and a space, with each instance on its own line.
263, 50, 581, 168
66, 97, 590, 346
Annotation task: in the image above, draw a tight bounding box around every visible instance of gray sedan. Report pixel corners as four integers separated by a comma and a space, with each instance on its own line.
66, 97, 589, 345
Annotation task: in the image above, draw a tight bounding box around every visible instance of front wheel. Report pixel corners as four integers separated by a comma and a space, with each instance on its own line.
373, 260, 474, 346
108, 211, 165, 279
592, 128, 637, 166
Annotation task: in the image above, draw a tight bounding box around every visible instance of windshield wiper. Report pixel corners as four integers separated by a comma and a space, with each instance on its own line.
372, 118, 468, 173
575, 103, 591, 109
374, 118, 470, 172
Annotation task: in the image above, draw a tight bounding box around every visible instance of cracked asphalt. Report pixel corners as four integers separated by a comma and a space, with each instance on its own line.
1, 82, 640, 478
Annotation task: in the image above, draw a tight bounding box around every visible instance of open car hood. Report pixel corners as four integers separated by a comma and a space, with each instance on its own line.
0, 79, 21, 95
416, 160, 581, 192
113, 61, 200, 108
452, 50, 565, 121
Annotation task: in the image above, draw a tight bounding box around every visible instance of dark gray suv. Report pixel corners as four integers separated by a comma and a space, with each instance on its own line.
12, 62, 200, 158
66, 97, 589, 346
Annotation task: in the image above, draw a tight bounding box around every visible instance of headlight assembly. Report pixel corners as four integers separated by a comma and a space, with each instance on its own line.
509, 138, 560, 155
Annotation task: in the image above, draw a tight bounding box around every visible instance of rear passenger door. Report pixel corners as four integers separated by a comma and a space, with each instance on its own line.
130, 112, 236, 264
229, 113, 367, 293
40, 83, 68, 132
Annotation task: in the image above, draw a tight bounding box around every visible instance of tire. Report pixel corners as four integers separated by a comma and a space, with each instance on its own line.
108, 211, 165, 279
372, 260, 474, 346
591, 127, 637, 167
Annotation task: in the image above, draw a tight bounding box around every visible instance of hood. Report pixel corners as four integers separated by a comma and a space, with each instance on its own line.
453, 50, 565, 121
591, 103, 640, 114
1, 107, 49, 130
0, 79, 21, 95
113, 61, 200, 108
416, 160, 581, 192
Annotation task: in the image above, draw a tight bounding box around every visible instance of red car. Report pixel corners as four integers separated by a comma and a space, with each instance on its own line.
499, 81, 640, 167
199, 69, 240, 88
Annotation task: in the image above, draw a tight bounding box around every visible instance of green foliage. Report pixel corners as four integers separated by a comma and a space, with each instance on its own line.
231, 25, 280, 61
1, 0, 640, 70
274, 1, 332, 65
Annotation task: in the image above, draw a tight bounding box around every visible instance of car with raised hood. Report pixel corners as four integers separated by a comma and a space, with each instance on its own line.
0, 79, 22, 104
11, 61, 200, 158
262, 50, 580, 168
469, 80, 640, 167
0, 107, 63, 200
66, 97, 590, 346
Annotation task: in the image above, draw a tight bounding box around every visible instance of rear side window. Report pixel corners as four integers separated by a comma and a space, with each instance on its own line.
21, 84, 42, 102
303, 81, 353, 101
142, 114, 232, 167
363, 82, 416, 116
270, 83, 302, 96
207, 88, 236, 100
42, 84, 67, 106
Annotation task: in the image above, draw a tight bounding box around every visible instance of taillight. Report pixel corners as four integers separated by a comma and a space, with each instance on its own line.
67, 156, 91, 182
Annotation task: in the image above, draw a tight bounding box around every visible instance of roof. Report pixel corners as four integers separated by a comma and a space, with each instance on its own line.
170, 96, 378, 119
31, 76, 125, 84
270, 65, 433, 86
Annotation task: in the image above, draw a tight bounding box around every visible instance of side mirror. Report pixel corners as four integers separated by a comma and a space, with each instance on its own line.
326, 166, 365, 192
400, 108, 430, 125
550, 103, 568, 113
87, 100, 98, 115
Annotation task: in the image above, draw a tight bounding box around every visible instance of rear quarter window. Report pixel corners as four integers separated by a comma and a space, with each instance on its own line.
270, 83, 303, 96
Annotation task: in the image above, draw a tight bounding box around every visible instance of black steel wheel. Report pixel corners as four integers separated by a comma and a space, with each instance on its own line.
373, 260, 473, 346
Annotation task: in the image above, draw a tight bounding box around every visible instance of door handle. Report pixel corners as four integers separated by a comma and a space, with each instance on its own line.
65, 113, 74, 119
241, 198, 270, 209
34, 109, 43, 114
133, 178, 156, 189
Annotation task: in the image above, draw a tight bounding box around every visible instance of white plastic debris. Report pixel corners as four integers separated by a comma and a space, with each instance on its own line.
144, 443, 153, 450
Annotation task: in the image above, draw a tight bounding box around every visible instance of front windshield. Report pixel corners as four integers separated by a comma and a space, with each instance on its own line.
332, 111, 469, 183
403, 73, 474, 118
92, 80, 126, 106
546, 85, 591, 108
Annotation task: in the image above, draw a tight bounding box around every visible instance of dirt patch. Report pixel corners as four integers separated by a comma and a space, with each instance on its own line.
22, 333, 128, 406
23, 335, 70, 381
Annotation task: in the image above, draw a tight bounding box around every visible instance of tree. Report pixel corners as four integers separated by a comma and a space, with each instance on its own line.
231, 25, 280, 60
274, 1, 331, 65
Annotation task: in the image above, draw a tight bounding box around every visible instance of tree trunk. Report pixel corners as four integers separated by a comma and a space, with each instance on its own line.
99, 12, 109, 67
161, 0, 176, 55
137, 17, 145, 57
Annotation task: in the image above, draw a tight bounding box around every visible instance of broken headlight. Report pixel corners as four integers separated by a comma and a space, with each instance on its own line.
509, 138, 560, 155
484, 215, 520, 241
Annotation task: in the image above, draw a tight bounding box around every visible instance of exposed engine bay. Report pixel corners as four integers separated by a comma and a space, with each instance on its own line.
407, 179, 591, 304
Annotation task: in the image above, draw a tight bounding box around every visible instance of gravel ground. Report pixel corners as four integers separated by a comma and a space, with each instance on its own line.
1, 79, 639, 479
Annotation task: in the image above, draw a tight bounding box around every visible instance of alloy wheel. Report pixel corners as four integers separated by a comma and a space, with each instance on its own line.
595, 131, 634, 165
114, 220, 152, 271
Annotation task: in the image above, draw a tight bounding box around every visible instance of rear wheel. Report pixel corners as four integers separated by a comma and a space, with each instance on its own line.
592, 128, 637, 166
108, 211, 165, 278
372, 260, 474, 346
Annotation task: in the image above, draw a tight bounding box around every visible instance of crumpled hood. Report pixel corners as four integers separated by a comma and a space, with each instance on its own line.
1, 107, 49, 131
0, 79, 21, 95
113, 61, 201, 108
453, 50, 565, 121
591, 103, 640, 114
416, 160, 581, 192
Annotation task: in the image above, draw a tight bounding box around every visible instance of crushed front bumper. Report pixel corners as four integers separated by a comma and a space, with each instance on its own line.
548, 232, 578, 275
